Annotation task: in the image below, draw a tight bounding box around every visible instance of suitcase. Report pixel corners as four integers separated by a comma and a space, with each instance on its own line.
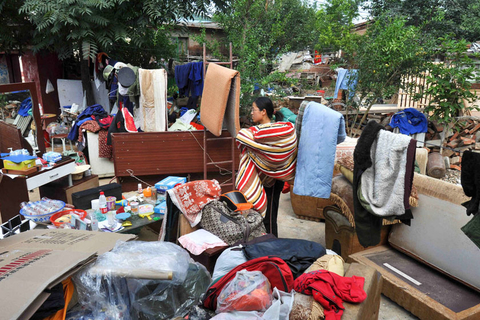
71, 183, 122, 209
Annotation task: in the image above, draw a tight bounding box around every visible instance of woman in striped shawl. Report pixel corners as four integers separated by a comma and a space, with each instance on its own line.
235, 97, 298, 236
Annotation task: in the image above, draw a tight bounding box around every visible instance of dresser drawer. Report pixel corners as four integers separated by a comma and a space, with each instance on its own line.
26, 162, 75, 190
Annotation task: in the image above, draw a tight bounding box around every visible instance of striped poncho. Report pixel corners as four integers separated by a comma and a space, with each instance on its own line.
235, 122, 298, 216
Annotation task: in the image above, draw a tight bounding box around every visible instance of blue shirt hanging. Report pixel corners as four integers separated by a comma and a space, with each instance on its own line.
389, 108, 428, 135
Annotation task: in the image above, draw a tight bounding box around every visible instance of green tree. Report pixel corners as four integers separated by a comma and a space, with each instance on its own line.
416, 38, 480, 137
340, 17, 432, 136
365, 0, 480, 42
0, 0, 33, 54
315, 0, 361, 55
18, 0, 225, 104
214, 0, 317, 110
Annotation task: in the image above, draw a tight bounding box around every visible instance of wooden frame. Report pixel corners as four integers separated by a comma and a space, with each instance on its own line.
350, 246, 480, 320
0, 82, 46, 154
112, 130, 239, 177
0, 121, 33, 155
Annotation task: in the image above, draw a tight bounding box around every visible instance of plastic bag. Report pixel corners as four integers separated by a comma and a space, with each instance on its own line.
211, 288, 295, 320
211, 311, 264, 320
46, 78, 54, 94
73, 241, 211, 320
217, 270, 272, 313
46, 122, 69, 136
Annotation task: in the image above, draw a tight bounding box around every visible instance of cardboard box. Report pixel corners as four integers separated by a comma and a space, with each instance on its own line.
155, 176, 187, 201
154, 201, 167, 214
154, 176, 187, 192
0, 229, 135, 320
2, 155, 36, 171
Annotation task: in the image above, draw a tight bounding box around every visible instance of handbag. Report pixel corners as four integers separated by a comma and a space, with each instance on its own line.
200, 200, 266, 245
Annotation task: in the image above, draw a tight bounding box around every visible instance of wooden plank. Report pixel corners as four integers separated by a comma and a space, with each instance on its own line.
342, 263, 383, 320
1, 165, 42, 175
350, 246, 480, 320
112, 130, 240, 177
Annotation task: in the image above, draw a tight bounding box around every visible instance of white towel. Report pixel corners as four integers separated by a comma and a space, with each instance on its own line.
139, 68, 167, 132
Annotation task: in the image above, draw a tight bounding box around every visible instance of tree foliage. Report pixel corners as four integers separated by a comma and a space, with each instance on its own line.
340, 17, 432, 135
20, 0, 225, 60
365, 0, 480, 42
315, 0, 361, 54
214, 0, 317, 81
0, 0, 33, 54
213, 0, 317, 111
417, 38, 480, 131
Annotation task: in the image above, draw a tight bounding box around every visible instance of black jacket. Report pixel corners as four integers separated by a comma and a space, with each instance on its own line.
242, 238, 326, 278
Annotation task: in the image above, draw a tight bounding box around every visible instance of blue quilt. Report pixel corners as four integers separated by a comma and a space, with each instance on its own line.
293, 102, 346, 198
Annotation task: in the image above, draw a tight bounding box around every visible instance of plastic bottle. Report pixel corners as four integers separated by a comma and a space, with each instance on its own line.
99, 192, 108, 215
90, 212, 99, 231
137, 183, 142, 194
41, 197, 59, 212
20, 202, 36, 215
91, 199, 105, 222
31, 202, 48, 215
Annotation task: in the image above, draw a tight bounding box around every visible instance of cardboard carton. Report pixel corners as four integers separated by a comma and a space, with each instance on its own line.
0, 229, 135, 320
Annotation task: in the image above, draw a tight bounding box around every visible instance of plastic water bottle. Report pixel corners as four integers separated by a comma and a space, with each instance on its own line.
20, 202, 36, 215
91, 199, 105, 222
31, 202, 48, 215
90, 212, 99, 231
99, 192, 108, 215
41, 197, 59, 212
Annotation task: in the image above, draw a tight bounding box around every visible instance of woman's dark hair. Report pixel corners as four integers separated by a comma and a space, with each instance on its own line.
254, 97, 284, 121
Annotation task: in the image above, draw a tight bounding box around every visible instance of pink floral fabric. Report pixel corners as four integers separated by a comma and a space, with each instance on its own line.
167, 180, 222, 227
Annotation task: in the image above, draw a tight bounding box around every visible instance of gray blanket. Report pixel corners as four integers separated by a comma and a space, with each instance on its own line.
361, 130, 412, 217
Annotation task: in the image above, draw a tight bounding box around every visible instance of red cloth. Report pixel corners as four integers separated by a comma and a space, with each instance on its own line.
282, 182, 291, 194
98, 129, 113, 160
78, 120, 101, 143
190, 122, 204, 130
98, 115, 114, 128
294, 270, 366, 320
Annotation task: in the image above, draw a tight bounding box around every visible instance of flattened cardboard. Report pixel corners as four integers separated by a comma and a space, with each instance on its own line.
0, 229, 135, 320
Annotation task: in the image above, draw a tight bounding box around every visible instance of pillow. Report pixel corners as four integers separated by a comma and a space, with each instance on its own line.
200, 63, 240, 137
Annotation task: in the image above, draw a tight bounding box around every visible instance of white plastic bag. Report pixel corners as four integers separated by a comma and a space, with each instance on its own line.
217, 270, 272, 313
46, 79, 54, 94
211, 311, 264, 320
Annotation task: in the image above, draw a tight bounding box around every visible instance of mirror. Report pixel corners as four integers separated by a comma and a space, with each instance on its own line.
0, 82, 46, 154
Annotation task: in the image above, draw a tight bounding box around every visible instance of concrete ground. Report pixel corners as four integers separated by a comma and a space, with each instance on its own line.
278, 191, 418, 320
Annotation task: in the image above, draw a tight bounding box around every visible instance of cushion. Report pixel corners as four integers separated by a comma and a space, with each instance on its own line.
200, 63, 240, 137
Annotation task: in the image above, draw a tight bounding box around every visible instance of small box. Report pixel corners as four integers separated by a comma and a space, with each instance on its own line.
42, 152, 62, 163
2, 155, 37, 171
154, 201, 167, 215
155, 176, 187, 201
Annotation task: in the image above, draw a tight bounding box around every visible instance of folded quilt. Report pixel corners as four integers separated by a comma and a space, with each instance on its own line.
235, 122, 298, 216
293, 102, 346, 198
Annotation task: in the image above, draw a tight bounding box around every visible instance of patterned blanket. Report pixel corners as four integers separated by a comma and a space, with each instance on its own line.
235, 122, 298, 216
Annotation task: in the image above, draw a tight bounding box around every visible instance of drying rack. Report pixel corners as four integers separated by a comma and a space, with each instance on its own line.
202, 43, 236, 190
